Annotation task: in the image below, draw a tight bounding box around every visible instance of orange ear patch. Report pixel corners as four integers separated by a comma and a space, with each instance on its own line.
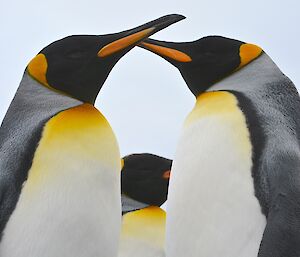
27, 54, 70, 96
141, 42, 192, 62
27, 54, 50, 87
238, 43, 262, 68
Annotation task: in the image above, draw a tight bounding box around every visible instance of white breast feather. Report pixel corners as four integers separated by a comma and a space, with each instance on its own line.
166, 93, 266, 257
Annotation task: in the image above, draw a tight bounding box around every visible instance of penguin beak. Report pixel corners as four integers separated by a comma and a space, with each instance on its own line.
163, 170, 171, 179
138, 38, 192, 63
98, 14, 186, 58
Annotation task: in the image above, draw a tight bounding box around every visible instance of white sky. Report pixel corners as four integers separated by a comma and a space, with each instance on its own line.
0, 0, 299, 160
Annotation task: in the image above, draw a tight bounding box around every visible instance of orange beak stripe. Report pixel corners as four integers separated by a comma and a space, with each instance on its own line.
141, 42, 192, 62
98, 28, 155, 58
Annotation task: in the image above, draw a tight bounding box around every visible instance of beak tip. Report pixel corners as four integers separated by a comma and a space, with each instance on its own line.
164, 14, 186, 24
166, 13, 186, 20
149, 14, 185, 35
176, 14, 186, 21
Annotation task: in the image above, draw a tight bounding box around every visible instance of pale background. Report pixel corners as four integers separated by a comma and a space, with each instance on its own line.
0, 0, 299, 160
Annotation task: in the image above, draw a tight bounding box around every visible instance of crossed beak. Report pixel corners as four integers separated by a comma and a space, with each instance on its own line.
98, 14, 186, 58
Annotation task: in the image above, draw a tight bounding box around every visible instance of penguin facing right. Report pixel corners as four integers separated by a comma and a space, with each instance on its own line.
139, 37, 300, 256
119, 153, 172, 257
0, 15, 184, 257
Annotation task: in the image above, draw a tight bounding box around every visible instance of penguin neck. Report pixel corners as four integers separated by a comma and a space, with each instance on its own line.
1, 71, 83, 148
207, 53, 287, 93
121, 194, 149, 215
13, 71, 82, 112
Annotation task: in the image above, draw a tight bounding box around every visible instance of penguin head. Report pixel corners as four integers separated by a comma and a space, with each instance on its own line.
26, 14, 185, 104
121, 153, 172, 207
139, 36, 262, 97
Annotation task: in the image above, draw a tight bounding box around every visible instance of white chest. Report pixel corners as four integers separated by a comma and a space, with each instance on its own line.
166, 92, 266, 257
0, 104, 121, 257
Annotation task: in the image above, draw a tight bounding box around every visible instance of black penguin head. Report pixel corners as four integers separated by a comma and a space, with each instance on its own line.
139, 36, 263, 97
121, 153, 172, 206
26, 14, 185, 104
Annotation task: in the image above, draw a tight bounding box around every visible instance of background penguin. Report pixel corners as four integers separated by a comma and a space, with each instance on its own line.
119, 153, 172, 257
0, 14, 184, 257
139, 37, 300, 257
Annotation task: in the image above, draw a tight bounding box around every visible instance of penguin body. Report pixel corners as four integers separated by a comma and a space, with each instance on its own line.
0, 14, 184, 257
168, 91, 266, 256
0, 73, 120, 257
119, 153, 172, 257
140, 37, 300, 256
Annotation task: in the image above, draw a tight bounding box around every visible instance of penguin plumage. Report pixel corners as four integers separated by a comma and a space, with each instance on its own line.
0, 14, 184, 257
140, 36, 300, 256
119, 153, 172, 257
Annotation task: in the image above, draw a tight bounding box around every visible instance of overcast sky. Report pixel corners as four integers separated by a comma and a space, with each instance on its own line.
0, 0, 299, 160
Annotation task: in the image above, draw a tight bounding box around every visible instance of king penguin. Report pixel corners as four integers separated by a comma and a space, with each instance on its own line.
0, 14, 185, 257
119, 153, 172, 257
139, 36, 300, 256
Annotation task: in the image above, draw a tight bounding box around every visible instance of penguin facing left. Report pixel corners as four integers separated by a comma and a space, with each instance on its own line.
139, 36, 300, 257
0, 15, 185, 257
119, 153, 172, 257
